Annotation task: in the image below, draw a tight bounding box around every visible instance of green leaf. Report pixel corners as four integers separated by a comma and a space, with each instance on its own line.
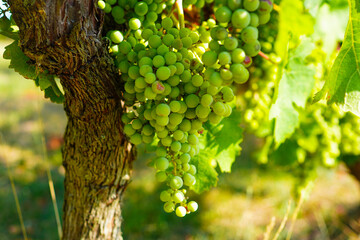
190, 150, 218, 194
275, 0, 315, 60
312, 3, 349, 57
3, 40, 37, 79
3, 41, 64, 104
314, 0, 360, 117
270, 38, 316, 147
206, 109, 243, 172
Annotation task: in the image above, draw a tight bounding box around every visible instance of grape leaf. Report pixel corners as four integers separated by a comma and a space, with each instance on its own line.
3, 41, 64, 104
3, 40, 37, 79
314, 0, 360, 117
312, 3, 349, 57
275, 0, 315, 60
206, 109, 243, 172
190, 150, 218, 194
270, 38, 316, 147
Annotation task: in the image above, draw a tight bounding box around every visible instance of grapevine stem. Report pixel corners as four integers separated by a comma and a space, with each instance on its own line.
124, 28, 132, 39
258, 51, 277, 64
175, 0, 185, 29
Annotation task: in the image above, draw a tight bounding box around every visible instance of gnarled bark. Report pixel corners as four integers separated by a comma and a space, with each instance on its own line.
9, 0, 135, 239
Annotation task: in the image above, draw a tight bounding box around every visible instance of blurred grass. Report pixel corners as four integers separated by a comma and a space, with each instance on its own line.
1, 37, 360, 240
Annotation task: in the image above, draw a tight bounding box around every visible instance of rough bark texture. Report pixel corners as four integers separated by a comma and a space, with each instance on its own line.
9, 0, 135, 239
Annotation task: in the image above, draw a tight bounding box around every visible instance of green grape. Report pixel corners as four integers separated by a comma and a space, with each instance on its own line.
202, 51, 218, 66
231, 9, 251, 29
145, 72, 156, 84
184, 173, 196, 186
181, 37, 193, 49
160, 190, 172, 202
157, 115, 170, 126
227, 0, 241, 10
218, 51, 232, 65
189, 32, 200, 43
176, 206, 187, 217
201, 94, 213, 107
241, 26, 259, 44
173, 130, 185, 141
173, 190, 185, 203
130, 133, 142, 145
185, 94, 200, 108
171, 141, 182, 152
103, 3, 112, 13
164, 52, 177, 65
243, 40, 261, 57
259, 0, 273, 14
215, 6, 232, 23
187, 201, 198, 212
188, 164, 197, 175
180, 119, 191, 132
224, 37, 238, 51
129, 18, 141, 30
170, 176, 183, 189
156, 66, 171, 80
180, 153, 191, 163
170, 101, 181, 112
157, 128, 169, 138
156, 103, 171, 116
152, 55, 165, 67
156, 171, 168, 182
124, 124, 136, 136
135, 2, 148, 16
244, 0, 260, 11
163, 34, 175, 46
148, 35, 162, 48
250, 13, 260, 27
181, 143, 191, 153
132, 119, 143, 130
220, 68, 233, 80
146, 11, 158, 22
231, 63, 250, 84
156, 147, 167, 157
196, 105, 211, 118
209, 72, 223, 87
164, 201, 175, 213
155, 157, 169, 170
209, 112, 223, 124
213, 102, 226, 116
161, 136, 172, 146
157, 44, 169, 55
162, 17, 173, 30
259, 13, 271, 25
191, 75, 203, 87
98, 0, 106, 9
188, 134, 199, 145
110, 30, 124, 43
151, 80, 165, 94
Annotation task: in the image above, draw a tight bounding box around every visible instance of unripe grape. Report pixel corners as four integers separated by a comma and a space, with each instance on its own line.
176, 206, 187, 217
185, 94, 200, 108
213, 102, 226, 115
188, 164, 197, 175
155, 157, 169, 170
188, 134, 199, 145
156, 103, 171, 116
187, 201, 198, 212
161, 136, 172, 146
173, 130, 185, 141
164, 201, 175, 213
173, 190, 185, 203
130, 133, 142, 145
184, 173, 196, 186
171, 141, 182, 152
160, 190, 172, 202
215, 6, 232, 23
231, 9, 251, 29
156, 147, 167, 157
202, 51, 218, 66
181, 143, 191, 153
124, 124, 136, 136
170, 176, 183, 189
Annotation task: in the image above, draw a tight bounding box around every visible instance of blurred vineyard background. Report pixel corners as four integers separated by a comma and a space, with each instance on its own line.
1, 31, 360, 240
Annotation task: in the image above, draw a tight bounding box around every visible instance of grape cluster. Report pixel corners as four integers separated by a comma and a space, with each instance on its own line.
98, 0, 273, 217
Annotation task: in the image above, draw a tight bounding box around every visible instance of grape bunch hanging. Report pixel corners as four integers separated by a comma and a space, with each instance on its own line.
98, 0, 273, 217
